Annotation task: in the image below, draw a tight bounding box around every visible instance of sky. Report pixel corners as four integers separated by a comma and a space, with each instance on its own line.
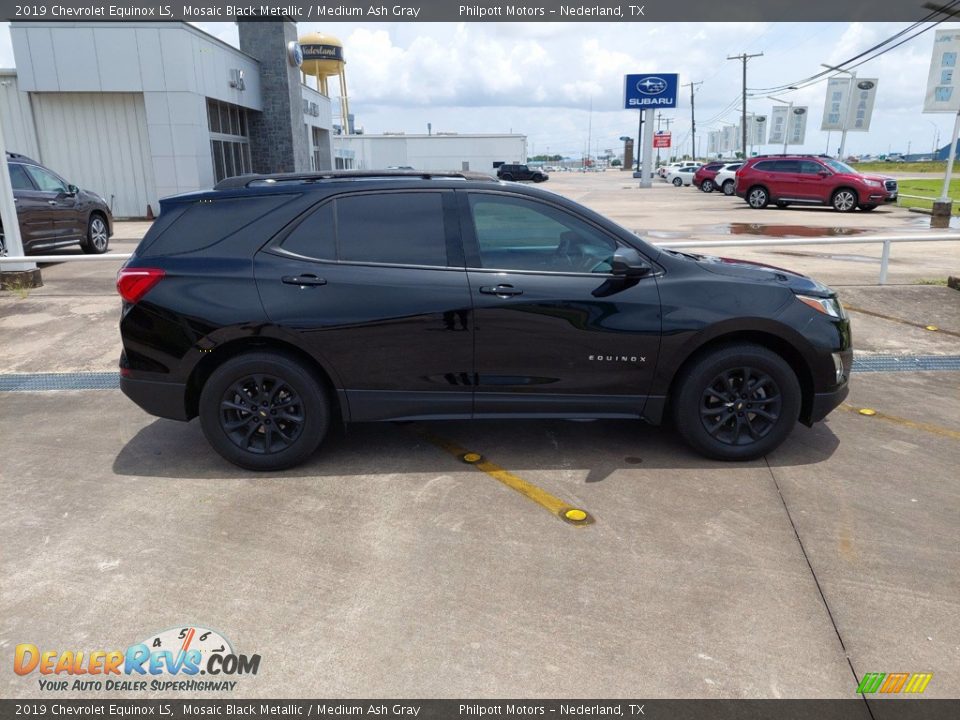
0, 20, 956, 160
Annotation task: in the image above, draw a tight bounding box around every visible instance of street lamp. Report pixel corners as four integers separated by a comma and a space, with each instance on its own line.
768, 95, 793, 154
927, 119, 941, 159
821, 63, 855, 160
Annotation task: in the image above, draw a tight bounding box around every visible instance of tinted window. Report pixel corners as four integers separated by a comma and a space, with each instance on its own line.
24, 165, 67, 193
753, 161, 777, 172
773, 160, 801, 173
280, 202, 336, 259
469, 194, 617, 274
8, 164, 34, 190
799, 160, 826, 175
336, 192, 447, 267
707, 163, 724, 171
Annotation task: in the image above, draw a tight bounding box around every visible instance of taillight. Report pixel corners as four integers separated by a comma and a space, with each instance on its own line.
117, 268, 165, 303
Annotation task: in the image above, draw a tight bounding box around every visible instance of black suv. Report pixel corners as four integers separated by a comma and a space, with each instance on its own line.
496, 164, 548, 182
118, 170, 851, 470
2, 152, 113, 256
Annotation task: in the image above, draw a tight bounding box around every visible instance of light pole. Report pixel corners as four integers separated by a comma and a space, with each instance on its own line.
768, 95, 793, 154
821, 63, 855, 159
927, 119, 941, 159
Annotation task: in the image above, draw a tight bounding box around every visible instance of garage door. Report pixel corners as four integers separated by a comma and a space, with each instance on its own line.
31, 93, 156, 218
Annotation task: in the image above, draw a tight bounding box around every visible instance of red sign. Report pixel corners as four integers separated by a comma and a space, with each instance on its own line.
653, 132, 672, 148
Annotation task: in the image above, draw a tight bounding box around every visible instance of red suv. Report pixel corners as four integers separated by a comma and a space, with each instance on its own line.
693, 161, 727, 193
734, 155, 897, 212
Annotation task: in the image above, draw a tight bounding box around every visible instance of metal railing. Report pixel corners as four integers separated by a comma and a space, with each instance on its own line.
2, 233, 959, 285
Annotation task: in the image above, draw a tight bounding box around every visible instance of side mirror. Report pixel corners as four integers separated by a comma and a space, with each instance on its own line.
818, 171, 830, 178
611, 248, 652, 278
67, 184, 79, 195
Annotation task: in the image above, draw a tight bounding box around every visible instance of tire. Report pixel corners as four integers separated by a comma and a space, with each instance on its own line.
199, 352, 330, 471
500, 173, 514, 181
747, 186, 769, 209
722, 180, 735, 196
672, 177, 683, 187
859, 204, 877, 211
701, 179, 714, 193
832, 188, 858, 213
671, 343, 801, 461
0, 226, 6, 257
81, 214, 110, 254
533, 175, 546, 183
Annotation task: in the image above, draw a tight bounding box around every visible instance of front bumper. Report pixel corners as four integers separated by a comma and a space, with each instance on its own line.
808, 382, 849, 424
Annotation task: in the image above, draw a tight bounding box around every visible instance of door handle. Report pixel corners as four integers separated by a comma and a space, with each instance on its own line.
480, 284, 523, 297
282, 274, 327, 287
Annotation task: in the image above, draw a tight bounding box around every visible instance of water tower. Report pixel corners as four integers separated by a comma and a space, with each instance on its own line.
299, 32, 351, 134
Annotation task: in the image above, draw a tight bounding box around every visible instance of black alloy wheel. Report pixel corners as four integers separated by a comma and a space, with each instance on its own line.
199, 352, 329, 470
673, 343, 800, 460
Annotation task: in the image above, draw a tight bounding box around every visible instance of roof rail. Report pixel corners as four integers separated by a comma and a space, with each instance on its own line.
213, 169, 498, 190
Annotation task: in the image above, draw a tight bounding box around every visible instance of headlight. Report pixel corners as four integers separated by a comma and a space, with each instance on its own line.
863, 179, 881, 188
796, 294, 846, 319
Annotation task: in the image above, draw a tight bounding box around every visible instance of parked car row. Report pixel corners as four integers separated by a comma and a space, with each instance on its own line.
665, 154, 898, 213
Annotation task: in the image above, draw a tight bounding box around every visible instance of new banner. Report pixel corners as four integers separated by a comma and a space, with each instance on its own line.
925, 28, 960, 112
821, 77, 851, 131
769, 106, 789, 144
749, 115, 767, 145
788, 106, 809, 144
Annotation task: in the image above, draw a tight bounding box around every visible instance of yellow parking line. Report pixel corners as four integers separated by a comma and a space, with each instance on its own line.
415, 429, 594, 526
840, 403, 960, 441
843, 305, 960, 338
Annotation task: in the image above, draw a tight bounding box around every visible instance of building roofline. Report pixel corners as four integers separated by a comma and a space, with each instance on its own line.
339, 133, 527, 139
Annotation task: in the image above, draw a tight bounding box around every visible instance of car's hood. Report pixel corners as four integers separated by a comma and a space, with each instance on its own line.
861, 174, 895, 183
695, 254, 835, 297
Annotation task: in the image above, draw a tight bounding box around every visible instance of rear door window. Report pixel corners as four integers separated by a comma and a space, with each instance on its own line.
8, 164, 34, 191
773, 160, 801, 173
753, 161, 777, 172
280, 191, 449, 267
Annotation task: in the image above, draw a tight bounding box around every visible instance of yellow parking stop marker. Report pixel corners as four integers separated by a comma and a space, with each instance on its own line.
417, 429, 594, 526
925, 325, 940, 332
842, 404, 960, 440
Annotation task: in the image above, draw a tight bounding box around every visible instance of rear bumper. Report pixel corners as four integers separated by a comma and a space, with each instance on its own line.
808, 382, 849, 424
120, 375, 190, 421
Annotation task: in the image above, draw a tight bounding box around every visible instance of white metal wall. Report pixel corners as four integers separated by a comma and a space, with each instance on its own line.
0, 72, 40, 158
31, 93, 156, 218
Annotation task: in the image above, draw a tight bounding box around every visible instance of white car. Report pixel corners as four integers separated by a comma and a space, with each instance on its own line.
659, 162, 698, 179
713, 163, 744, 196
666, 166, 698, 186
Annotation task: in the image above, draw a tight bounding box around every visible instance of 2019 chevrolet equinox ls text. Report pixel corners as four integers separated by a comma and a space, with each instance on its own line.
117, 170, 852, 471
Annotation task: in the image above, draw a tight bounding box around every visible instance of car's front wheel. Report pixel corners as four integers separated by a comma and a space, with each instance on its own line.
672, 343, 801, 461
832, 189, 858, 213
81, 214, 110, 254
199, 352, 330, 470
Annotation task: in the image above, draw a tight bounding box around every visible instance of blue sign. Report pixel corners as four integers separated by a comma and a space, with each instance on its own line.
624, 74, 679, 109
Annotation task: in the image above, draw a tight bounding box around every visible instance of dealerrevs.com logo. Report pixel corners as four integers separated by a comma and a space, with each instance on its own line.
14, 626, 260, 692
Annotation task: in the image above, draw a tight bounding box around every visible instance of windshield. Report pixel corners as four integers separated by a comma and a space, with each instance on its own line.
824, 159, 856, 174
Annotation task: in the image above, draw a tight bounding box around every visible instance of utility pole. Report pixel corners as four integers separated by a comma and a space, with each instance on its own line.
728, 53, 763, 160
682, 81, 702, 161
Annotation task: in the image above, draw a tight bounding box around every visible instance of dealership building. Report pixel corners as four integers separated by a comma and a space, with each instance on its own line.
0, 21, 334, 217
334, 133, 528, 174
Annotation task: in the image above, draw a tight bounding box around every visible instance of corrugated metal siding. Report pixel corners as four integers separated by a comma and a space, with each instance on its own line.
0, 73, 40, 158
31, 93, 156, 218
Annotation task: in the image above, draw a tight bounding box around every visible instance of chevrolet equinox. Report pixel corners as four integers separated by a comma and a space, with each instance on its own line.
118, 170, 851, 470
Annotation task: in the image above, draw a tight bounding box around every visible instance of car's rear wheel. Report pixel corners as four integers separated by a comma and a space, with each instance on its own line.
722, 180, 735, 196
199, 352, 330, 471
672, 177, 683, 187
81, 214, 110, 254
501, 173, 514, 181
701, 179, 714, 193
859, 204, 877, 211
747, 186, 769, 208
832, 189, 858, 213
672, 343, 801, 461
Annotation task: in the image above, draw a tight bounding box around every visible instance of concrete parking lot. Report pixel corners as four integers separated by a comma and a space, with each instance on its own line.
1, 173, 958, 700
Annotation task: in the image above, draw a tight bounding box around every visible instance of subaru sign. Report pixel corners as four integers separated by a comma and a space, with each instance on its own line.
624, 74, 679, 109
